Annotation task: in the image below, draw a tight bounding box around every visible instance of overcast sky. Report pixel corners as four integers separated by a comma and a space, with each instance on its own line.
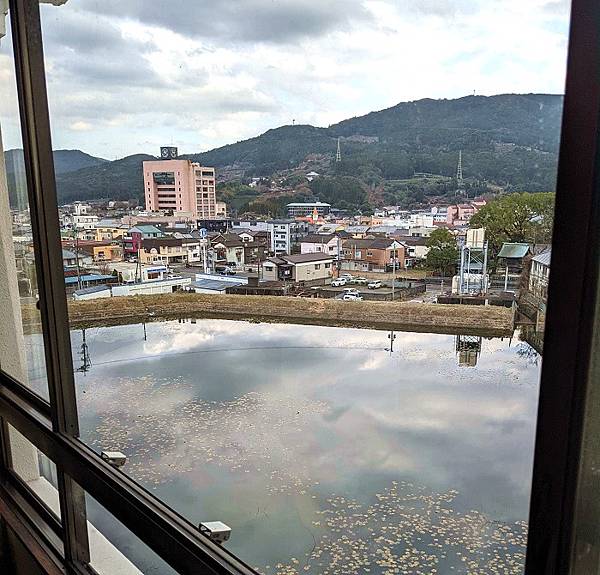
0, 0, 570, 159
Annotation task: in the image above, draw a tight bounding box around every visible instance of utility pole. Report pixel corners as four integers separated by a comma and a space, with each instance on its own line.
387, 330, 396, 355
391, 249, 396, 301
73, 229, 82, 290
76, 329, 92, 374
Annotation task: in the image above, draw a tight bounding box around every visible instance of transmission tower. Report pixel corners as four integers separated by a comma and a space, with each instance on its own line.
456, 149, 463, 182
336, 137, 341, 162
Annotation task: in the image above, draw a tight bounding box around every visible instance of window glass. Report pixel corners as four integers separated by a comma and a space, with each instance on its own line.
36, 0, 569, 573
84, 491, 175, 575
0, 7, 49, 401
8, 424, 61, 524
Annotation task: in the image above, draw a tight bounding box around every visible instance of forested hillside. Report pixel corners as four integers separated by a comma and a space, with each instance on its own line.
6, 94, 563, 210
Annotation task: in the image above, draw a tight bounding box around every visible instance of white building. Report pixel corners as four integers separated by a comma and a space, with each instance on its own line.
268, 220, 292, 255
300, 233, 339, 257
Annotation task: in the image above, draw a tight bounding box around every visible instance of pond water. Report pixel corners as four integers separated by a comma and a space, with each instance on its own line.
67, 319, 540, 574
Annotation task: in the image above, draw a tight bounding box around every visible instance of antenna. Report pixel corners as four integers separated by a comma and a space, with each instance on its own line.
336, 137, 341, 163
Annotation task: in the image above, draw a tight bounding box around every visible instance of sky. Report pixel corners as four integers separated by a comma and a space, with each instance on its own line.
0, 0, 571, 160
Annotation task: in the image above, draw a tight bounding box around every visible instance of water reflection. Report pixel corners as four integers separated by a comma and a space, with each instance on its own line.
68, 320, 540, 574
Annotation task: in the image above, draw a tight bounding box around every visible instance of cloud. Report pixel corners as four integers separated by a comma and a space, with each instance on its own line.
0, 0, 567, 157
76, 0, 374, 45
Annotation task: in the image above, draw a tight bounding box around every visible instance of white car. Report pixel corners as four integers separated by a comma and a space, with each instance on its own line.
368, 280, 383, 289
342, 293, 363, 301
331, 278, 347, 287
340, 273, 353, 281
352, 277, 368, 285
342, 287, 360, 297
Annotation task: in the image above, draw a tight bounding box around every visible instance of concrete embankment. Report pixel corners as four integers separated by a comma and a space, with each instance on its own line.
22, 293, 514, 337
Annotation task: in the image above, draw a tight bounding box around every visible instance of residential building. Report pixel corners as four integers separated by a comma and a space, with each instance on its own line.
261, 253, 334, 283
143, 149, 219, 219
72, 213, 99, 230
529, 249, 551, 302
232, 220, 270, 233
122, 225, 163, 258
211, 233, 245, 267
287, 201, 331, 218
139, 237, 200, 266
401, 237, 430, 267
341, 238, 406, 272
300, 233, 340, 257
268, 220, 292, 255
77, 241, 123, 262
94, 221, 127, 241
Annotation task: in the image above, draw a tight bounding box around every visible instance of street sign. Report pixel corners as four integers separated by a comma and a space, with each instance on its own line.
199, 228, 207, 239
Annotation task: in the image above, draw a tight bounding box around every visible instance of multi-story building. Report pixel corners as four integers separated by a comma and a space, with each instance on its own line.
268, 220, 292, 255
300, 233, 340, 257
143, 147, 219, 219
286, 201, 331, 218
341, 238, 406, 272
122, 225, 163, 259
139, 237, 200, 266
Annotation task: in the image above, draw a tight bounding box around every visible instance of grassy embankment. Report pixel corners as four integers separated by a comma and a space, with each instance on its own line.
21, 293, 513, 337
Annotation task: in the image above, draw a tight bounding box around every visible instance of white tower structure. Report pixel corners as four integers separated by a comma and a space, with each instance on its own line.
458, 228, 489, 295
336, 138, 341, 162
457, 150, 463, 182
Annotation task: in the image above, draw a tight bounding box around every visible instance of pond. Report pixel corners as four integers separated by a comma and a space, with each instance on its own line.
67, 319, 540, 574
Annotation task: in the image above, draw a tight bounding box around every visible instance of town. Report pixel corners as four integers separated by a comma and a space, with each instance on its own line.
11, 146, 550, 350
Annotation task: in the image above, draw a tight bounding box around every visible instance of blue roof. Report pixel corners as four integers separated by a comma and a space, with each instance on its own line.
65, 274, 114, 285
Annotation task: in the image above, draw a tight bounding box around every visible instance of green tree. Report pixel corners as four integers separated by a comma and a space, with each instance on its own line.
469, 192, 555, 255
425, 228, 459, 276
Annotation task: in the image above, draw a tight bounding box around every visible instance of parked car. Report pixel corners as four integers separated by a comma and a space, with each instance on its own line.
342, 293, 363, 301
342, 287, 360, 297
216, 265, 236, 275
351, 277, 368, 285
340, 273, 353, 280
331, 278, 347, 287
368, 280, 383, 289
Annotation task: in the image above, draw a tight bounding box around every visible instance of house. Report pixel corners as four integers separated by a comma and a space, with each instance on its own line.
529, 249, 551, 302
62, 248, 91, 269
122, 225, 164, 258
78, 241, 123, 262
401, 237, 430, 267
139, 237, 200, 266
497, 242, 532, 275
261, 253, 334, 283
300, 233, 339, 257
341, 238, 406, 272
211, 233, 246, 267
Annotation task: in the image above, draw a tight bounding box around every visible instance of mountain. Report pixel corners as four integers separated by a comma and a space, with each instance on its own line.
54, 153, 154, 205
7, 94, 564, 208
4, 148, 108, 206
52, 149, 108, 175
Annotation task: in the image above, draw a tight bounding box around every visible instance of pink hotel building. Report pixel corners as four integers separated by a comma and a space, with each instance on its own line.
143, 147, 222, 219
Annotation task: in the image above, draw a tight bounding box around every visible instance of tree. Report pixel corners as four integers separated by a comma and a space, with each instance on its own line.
425, 228, 459, 276
469, 192, 555, 255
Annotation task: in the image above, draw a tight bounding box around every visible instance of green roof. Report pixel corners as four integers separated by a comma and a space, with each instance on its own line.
497, 242, 531, 259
